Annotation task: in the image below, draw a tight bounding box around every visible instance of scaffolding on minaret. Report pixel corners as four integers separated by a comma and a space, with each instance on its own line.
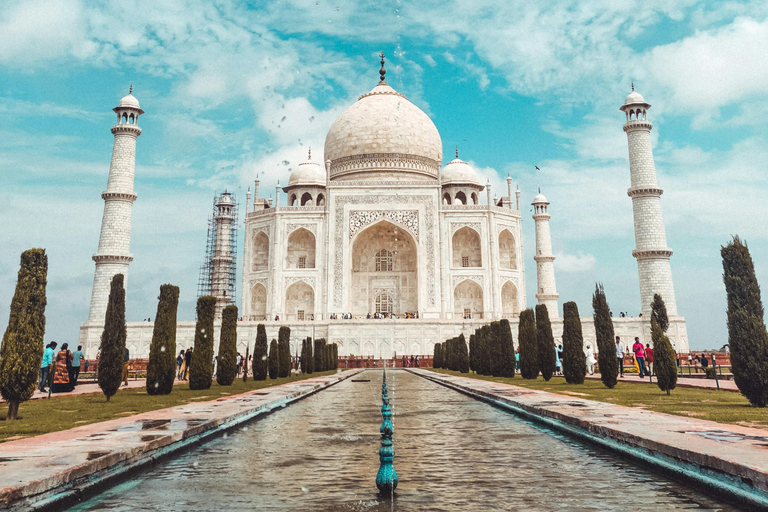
196, 192, 238, 317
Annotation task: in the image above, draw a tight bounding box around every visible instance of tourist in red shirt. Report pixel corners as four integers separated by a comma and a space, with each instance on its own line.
632, 337, 646, 378
645, 343, 654, 376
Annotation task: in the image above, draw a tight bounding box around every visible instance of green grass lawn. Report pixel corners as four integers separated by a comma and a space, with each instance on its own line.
428, 369, 768, 429
0, 371, 339, 443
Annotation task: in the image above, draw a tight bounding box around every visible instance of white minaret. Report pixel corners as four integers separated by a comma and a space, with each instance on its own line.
211, 191, 235, 318
532, 190, 559, 318
620, 85, 678, 317
88, 87, 143, 321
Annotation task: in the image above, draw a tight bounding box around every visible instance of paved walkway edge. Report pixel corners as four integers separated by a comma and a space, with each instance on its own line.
412, 370, 768, 511
3, 370, 363, 512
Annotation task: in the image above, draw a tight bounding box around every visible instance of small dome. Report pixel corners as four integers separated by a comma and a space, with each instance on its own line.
217, 193, 234, 205
441, 157, 480, 186
624, 90, 645, 105
533, 192, 548, 204
118, 93, 141, 110
287, 156, 326, 187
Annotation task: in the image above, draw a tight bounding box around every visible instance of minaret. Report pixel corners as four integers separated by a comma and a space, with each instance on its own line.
620, 85, 677, 316
532, 190, 559, 317
211, 192, 236, 318
88, 87, 143, 322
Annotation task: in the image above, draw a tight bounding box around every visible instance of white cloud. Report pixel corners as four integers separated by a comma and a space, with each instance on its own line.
555, 251, 597, 273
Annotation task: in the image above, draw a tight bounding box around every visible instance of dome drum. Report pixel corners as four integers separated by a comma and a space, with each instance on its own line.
329, 153, 440, 182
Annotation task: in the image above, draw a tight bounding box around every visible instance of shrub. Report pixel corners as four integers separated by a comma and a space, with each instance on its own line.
302, 337, 313, 374
468, 334, 476, 372
331, 343, 338, 370
277, 326, 291, 378
252, 324, 268, 380
146, 284, 180, 395
562, 301, 586, 385
593, 284, 618, 389
215, 305, 238, 386
189, 296, 216, 390
499, 319, 515, 378
722, 236, 768, 407
705, 367, 717, 380
0, 249, 48, 419
535, 305, 556, 382
518, 309, 538, 379
97, 274, 127, 401
268, 339, 279, 379
434, 343, 443, 368
456, 334, 470, 373
314, 338, 324, 372
487, 322, 501, 377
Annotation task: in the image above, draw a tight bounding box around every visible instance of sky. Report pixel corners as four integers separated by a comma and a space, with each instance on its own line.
2, 0, 768, 350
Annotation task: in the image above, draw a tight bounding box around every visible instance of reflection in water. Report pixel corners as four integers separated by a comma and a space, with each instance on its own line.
69, 370, 740, 511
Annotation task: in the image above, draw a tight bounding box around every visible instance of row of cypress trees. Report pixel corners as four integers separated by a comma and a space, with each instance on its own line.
433, 334, 469, 372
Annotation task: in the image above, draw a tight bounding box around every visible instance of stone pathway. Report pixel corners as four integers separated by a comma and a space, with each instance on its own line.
586, 373, 740, 392
414, 369, 768, 509
0, 369, 361, 511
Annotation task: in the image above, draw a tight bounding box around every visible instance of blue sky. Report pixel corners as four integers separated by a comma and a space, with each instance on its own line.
2, 0, 768, 350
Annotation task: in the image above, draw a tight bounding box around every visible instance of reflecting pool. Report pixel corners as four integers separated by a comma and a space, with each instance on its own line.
70, 370, 739, 511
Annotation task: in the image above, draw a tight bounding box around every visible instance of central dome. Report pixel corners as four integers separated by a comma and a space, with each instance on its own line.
324, 81, 443, 181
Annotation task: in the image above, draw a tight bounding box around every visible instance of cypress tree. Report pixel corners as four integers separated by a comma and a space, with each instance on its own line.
456, 334, 470, 373
314, 338, 323, 372
444, 338, 453, 370
651, 294, 669, 333
593, 283, 618, 389
146, 284, 179, 395
277, 326, 291, 378
331, 343, 338, 370
518, 309, 538, 379
189, 296, 216, 390
252, 324, 268, 380
97, 274, 127, 401
488, 322, 501, 376
268, 339, 279, 379
535, 305, 556, 381
722, 237, 768, 407
562, 301, 586, 384
476, 327, 488, 375
215, 305, 238, 386
243, 343, 249, 383
0, 249, 48, 420
652, 315, 677, 395
499, 319, 515, 378
469, 334, 476, 372
442, 342, 448, 370
305, 337, 314, 373
434, 343, 443, 368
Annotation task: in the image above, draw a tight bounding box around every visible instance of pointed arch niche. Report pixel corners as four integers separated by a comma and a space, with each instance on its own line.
286, 228, 315, 268
498, 229, 517, 269
501, 281, 519, 318
285, 281, 314, 321
454, 279, 483, 319
452, 226, 481, 267
252, 231, 270, 271
250, 283, 267, 320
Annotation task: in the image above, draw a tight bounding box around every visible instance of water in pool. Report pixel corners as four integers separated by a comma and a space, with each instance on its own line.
69, 370, 741, 511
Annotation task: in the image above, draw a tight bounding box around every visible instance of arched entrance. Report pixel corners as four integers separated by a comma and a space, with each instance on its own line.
250, 283, 267, 320
501, 281, 519, 318
286, 228, 315, 268
351, 220, 417, 317
499, 229, 517, 269
452, 226, 481, 267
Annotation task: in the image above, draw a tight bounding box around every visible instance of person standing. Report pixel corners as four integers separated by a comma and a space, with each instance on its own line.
183, 348, 192, 380
615, 337, 624, 378
176, 350, 184, 380
122, 347, 130, 386
585, 344, 596, 375
556, 344, 564, 376
645, 343, 654, 376
515, 347, 520, 373
52, 343, 72, 393
39, 342, 56, 393
70, 345, 84, 387
632, 337, 645, 378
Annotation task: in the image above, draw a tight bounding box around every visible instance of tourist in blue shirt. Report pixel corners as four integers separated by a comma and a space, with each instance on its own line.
70, 345, 84, 387
38, 341, 57, 393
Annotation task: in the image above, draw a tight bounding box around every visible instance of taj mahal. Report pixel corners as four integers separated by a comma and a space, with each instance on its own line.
78, 56, 689, 359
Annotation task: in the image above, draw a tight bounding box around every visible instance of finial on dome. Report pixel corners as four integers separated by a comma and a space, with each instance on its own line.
631, 82, 634, 92
379, 52, 386, 83
129, 84, 133, 94
308, 147, 311, 160
455, 146, 459, 159
538, 187, 541, 193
